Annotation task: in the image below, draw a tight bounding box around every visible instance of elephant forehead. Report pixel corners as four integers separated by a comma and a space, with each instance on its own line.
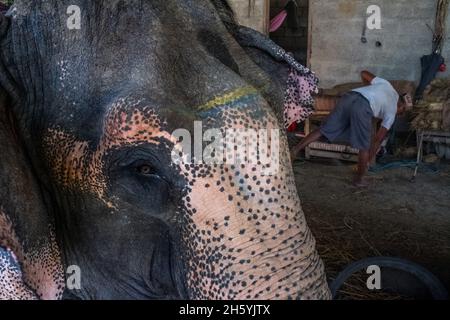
41, 89, 275, 201
43, 101, 176, 203
101, 97, 176, 146
196, 89, 279, 133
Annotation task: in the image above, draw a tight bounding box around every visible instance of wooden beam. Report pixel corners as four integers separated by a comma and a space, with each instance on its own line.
307, 0, 313, 68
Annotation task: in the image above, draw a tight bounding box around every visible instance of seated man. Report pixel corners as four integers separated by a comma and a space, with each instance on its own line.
291, 70, 412, 187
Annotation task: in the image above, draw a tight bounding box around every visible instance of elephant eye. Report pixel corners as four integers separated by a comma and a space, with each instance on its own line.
136, 164, 156, 176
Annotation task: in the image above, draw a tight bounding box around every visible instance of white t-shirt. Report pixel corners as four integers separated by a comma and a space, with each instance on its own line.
352, 77, 399, 130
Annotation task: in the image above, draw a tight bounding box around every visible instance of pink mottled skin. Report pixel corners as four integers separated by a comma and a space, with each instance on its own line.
0, 246, 38, 300
0, 210, 64, 300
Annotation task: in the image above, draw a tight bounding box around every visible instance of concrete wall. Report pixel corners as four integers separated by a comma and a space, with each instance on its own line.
309, 0, 450, 88
229, 0, 270, 33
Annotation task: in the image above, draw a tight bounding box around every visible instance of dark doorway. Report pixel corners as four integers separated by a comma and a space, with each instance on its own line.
269, 0, 309, 64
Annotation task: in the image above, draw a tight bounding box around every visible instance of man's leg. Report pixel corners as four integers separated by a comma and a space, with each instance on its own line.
354, 150, 370, 187
291, 93, 353, 161
291, 129, 323, 160
349, 95, 373, 187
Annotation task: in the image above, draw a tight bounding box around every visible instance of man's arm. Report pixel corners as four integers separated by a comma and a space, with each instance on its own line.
354, 127, 388, 187
369, 126, 389, 163
361, 70, 376, 85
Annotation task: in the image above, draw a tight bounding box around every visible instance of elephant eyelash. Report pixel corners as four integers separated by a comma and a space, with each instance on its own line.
130, 161, 168, 184
136, 164, 157, 176
133, 163, 171, 192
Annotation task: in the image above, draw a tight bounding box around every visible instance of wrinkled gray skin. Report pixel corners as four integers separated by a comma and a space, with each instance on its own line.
0, 0, 330, 300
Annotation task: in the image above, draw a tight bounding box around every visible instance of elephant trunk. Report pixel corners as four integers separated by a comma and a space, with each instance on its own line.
175, 103, 331, 299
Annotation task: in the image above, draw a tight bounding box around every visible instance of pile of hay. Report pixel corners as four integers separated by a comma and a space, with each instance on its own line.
412, 78, 450, 131
307, 214, 418, 300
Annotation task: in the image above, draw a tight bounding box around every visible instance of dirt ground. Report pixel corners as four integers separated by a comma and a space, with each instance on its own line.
293, 158, 450, 299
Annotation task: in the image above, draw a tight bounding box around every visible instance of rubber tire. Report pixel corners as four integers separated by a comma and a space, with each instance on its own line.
330, 257, 449, 300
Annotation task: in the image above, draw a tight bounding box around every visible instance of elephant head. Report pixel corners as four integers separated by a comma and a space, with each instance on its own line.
0, 0, 330, 300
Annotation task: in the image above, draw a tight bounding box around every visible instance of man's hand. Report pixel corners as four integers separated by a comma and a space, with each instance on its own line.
369, 127, 388, 163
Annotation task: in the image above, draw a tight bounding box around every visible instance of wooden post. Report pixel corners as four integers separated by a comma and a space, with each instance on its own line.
264, 0, 270, 35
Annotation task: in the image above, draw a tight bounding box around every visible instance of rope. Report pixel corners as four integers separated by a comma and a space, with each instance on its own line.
369, 160, 440, 174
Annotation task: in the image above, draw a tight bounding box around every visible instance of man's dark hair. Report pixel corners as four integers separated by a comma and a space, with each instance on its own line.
400, 93, 414, 109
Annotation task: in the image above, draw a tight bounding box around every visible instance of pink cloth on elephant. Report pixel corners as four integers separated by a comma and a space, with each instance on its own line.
283, 68, 318, 129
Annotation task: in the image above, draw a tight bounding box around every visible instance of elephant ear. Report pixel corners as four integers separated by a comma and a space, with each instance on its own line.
0, 12, 65, 300
233, 25, 317, 82
211, 2, 311, 75
213, 2, 319, 126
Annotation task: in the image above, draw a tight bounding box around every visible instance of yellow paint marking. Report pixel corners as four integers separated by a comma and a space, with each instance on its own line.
197, 86, 259, 111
